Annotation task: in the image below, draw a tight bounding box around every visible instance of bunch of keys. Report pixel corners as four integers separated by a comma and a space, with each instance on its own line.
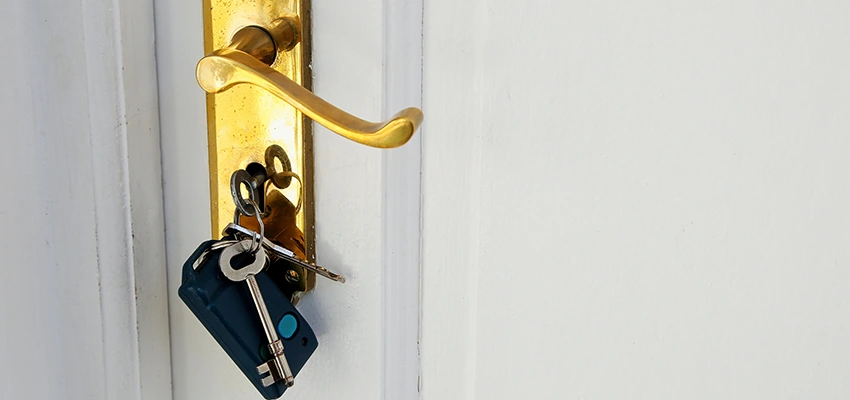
179, 151, 345, 399
194, 222, 345, 285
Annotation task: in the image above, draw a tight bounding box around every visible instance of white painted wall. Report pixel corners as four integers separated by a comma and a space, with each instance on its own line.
0, 0, 171, 399
421, 1, 850, 399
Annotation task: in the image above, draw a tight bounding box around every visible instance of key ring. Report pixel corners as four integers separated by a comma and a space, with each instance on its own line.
233, 199, 264, 255
191, 239, 239, 270
264, 144, 303, 214
265, 144, 293, 189
230, 169, 261, 217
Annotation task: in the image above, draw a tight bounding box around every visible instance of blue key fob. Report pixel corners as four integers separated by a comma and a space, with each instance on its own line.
179, 240, 318, 399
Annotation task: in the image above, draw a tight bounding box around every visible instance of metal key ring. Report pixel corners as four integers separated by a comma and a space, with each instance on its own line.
242, 199, 264, 254
230, 169, 258, 217
192, 239, 239, 270
264, 144, 293, 189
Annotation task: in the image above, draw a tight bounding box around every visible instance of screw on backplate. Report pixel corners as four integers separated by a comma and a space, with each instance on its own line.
285, 269, 300, 284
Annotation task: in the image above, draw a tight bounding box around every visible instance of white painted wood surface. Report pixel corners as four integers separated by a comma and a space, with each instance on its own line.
5, 0, 849, 398
382, 0, 424, 398
156, 0, 423, 399
0, 0, 171, 398
421, 1, 850, 399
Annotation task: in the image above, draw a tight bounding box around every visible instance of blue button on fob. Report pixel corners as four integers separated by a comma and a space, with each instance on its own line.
179, 240, 318, 399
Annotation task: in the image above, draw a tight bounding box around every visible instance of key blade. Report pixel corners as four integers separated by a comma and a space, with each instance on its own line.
261, 375, 277, 388
257, 361, 278, 387
270, 250, 346, 283
224, 223, 346, 283
249, 277, 296, 387
257, 362, 270, 375
223, 223, 294, 257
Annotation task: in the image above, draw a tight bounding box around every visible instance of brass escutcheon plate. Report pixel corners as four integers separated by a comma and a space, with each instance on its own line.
202, 0, 314, 265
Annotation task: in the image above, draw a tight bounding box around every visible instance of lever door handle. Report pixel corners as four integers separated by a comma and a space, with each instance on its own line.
196, 22, 423, 148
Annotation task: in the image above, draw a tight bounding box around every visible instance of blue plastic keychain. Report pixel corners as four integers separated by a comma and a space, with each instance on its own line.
179, 235, 317, 399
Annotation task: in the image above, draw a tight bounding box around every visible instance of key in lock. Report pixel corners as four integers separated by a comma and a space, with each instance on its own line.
240, 180, 318, 302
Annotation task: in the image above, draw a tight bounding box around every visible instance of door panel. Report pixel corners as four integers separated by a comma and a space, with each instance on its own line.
158, 0, 850, 398
422, 1, 850, 399
1, 0, 169, 399
155, 0, 418, 398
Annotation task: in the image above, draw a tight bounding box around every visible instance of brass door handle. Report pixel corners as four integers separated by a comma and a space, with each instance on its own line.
196, 22, 423, 148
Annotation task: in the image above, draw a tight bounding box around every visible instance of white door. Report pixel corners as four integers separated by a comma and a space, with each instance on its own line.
156, 0, 422, 399
4, 0, 850, 399
418, 2, 850, 399
160, 1, 850, 397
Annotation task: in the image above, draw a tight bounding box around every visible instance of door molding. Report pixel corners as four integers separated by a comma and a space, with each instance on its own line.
1, 0, 171, 398
84, 0, 172, 397
382, 0, 424, 398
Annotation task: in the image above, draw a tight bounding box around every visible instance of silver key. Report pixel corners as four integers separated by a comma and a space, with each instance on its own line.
219, 240, 295, 387
223, 223, 346, 283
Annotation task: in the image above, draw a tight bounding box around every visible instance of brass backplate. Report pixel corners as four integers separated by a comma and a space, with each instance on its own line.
202, 0, 314, 263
